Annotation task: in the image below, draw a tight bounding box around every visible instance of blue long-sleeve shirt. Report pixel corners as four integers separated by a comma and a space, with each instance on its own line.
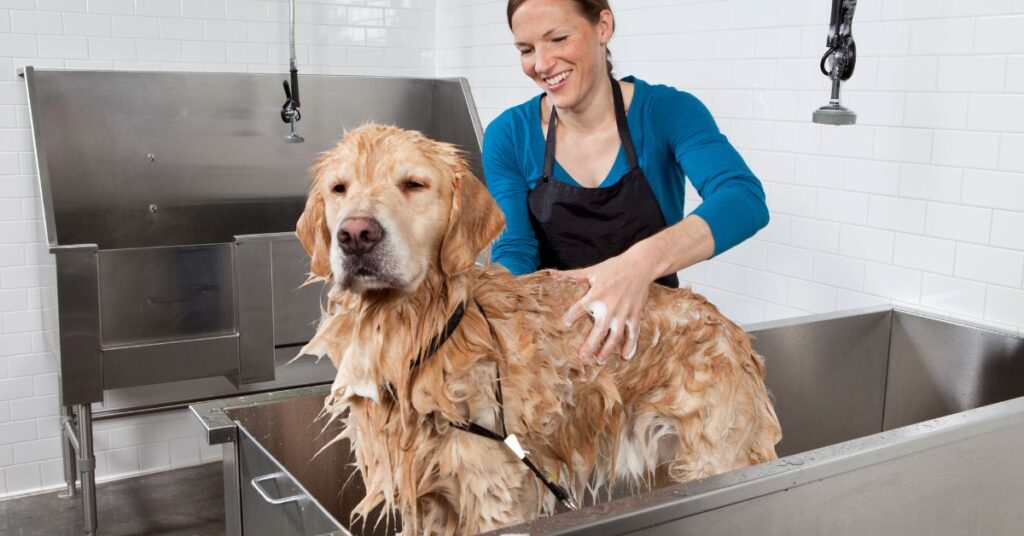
482, 76, 769, 276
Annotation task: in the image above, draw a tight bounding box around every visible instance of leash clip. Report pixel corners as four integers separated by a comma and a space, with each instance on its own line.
503, 434, 527, 459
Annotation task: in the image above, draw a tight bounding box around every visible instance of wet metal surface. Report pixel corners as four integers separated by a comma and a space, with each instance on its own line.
190, 385, 331, 445
228, 396, 391, 535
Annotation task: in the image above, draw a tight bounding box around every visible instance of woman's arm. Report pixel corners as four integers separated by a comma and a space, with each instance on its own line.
670, 91, 770, 257
559, 89, 767, 363
624, 89, 769, 277
628, 214, 714, 278
481, 114, 541, 275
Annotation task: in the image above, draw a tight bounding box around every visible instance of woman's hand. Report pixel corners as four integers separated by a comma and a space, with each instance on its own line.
552, 249, 657, 364
551, 216, 715, 363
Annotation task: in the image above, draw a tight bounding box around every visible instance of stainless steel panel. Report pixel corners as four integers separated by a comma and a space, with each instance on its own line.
26, 66, 487, 536
235, 235, 277, 385
748, 309, 892, 456
190, 385, 330, 446
22, 67, 58, 246
633, 409, 1024, 535
224, 443, 243, 536
95, 346, 334, 416
271, 238, 324, 347
102, 334, 239, 389
884, 311, 1024, 430
55, 245, 102, 405
24, 68, 483, 250
494, 396, 1024, 535
230, 395, 390, 535
429, 77, 485, 180
239, 427, 345, 536
98, 245, 235, 347
661, 435, 1023, 533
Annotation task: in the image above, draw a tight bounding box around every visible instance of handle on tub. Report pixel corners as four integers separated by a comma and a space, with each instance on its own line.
251, 472, 305, 505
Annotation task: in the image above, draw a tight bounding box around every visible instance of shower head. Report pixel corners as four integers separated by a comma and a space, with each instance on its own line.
283, 104, 304, 143
813, 102, 856, 126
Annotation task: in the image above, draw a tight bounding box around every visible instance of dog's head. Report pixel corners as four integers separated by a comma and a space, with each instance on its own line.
296, 124, 505, 293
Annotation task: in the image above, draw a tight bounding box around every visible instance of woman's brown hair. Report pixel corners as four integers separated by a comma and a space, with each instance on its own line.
506, 0, 615, 75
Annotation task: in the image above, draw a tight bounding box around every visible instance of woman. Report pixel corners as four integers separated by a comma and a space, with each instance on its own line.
482, 0, 769, 364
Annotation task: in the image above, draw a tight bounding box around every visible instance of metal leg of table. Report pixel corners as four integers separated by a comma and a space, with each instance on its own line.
58, 404, 78, 499
76, 404, 97, 536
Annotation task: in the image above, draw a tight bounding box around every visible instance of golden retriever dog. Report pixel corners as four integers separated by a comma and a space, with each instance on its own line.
296, 124, 781, 535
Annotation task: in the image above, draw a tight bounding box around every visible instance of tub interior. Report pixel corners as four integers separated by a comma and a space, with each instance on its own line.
756, 309, 1024, 456
227, 309, 1024, 534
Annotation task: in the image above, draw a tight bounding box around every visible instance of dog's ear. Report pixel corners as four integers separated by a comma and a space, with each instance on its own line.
440, 154, 505, 275
296, 182, 333, 282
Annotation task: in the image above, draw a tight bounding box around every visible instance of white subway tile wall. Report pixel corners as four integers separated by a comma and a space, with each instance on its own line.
5, 0, 1024, 502
0, 0, 435, 499
435, 0, 1024, 331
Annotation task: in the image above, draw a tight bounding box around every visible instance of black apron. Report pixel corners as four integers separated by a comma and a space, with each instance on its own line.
527, 77, 679, 288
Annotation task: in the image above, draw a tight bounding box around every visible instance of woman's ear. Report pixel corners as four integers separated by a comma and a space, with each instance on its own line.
598, 8, 614, 44
439, 156, 506, 276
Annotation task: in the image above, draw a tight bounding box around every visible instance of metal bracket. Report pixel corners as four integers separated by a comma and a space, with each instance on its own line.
251, 472, 304, 505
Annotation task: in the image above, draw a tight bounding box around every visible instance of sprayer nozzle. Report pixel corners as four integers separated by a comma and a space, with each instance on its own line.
813, 103, 857, 126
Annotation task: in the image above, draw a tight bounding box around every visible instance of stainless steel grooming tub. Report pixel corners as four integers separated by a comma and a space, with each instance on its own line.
191, 307, 1024, 535
22, 67, 484, 535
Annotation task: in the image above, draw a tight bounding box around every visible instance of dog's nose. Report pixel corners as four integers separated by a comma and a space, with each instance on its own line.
338, 217, 384, 255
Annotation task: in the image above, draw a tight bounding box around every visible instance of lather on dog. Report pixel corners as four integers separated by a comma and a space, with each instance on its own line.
297, 124, 782, 535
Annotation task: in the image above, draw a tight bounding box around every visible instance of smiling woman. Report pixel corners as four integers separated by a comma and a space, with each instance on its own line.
483, 0, 771, 364
508, 0, 615, 110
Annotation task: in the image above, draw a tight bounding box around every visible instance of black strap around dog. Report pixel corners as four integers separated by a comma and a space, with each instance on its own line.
410, 302, 467, 370
411, 300, 579, 511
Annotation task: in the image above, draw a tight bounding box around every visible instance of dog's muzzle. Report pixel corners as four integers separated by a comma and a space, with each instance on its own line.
338, 217, 384, 256
335, 216, 401, 290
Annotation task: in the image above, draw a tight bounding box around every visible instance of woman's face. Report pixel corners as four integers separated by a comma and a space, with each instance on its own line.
511, 0, 613, 111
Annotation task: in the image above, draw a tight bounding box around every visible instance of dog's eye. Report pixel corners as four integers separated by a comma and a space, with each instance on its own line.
331, 183, 346, 194
401, 180, 427, 192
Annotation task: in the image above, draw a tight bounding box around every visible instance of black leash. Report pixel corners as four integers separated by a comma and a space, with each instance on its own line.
410, 301, 467, 370
412, 299, 579, 511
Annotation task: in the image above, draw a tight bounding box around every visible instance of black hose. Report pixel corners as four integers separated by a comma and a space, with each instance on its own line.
820, 46, 836, 77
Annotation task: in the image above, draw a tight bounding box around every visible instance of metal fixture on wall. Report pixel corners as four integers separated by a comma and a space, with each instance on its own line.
813, 0, 857, 125
281, 0, 304, 143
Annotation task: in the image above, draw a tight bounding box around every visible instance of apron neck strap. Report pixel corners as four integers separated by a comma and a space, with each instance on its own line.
542, 102, 558, 180
609, 76, 640, 171
542, 76, 640, 181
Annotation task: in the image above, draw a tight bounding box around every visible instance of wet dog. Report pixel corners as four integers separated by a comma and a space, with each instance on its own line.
296, 124, 781, 535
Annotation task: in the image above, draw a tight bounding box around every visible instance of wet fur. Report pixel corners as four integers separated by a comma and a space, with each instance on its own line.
297, 124, 782, 535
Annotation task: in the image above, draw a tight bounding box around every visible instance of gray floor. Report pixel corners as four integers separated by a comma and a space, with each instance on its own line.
0, 463, 224, 536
